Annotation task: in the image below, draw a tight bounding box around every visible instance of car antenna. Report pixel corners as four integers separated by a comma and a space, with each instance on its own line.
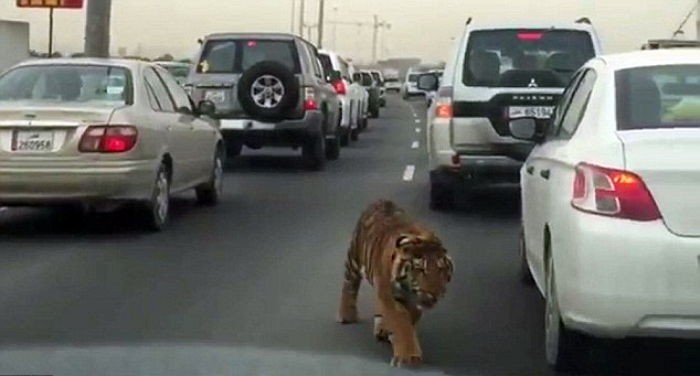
197, 38, 203, 45
575, 17, 592, 25
466, 17, 472, 25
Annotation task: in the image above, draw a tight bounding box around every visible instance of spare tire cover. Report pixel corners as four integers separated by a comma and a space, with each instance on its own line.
237, 61, 300, 121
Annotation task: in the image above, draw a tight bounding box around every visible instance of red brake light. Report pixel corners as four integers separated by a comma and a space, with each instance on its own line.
517, 32, 544, 41
303, 87, 318, 111
79, 126, 138, 153
247, 40, 257, 47
435, 86, 454, 119
332, 80, 347, 95
571, 163, 661, 221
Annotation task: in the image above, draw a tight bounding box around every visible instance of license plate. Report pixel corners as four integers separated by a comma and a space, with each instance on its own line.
204, 90, 226, 104
220, 120, 275, 130
12, 131, 54, 152
508, 106, 554, 119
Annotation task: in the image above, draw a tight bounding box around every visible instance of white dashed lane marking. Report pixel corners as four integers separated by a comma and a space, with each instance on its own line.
415, 128, 421, 133
414, 119, 421, 124
411, 141, 419, 149
403, 165, 416, 182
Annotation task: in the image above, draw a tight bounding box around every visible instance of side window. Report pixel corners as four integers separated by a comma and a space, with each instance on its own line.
144, 81, 162, 111
154, 66, 193, 113
143, 68, 175, 112
305, 45, 323, 79
559, 70, 597, 138
547, 70, 584, 139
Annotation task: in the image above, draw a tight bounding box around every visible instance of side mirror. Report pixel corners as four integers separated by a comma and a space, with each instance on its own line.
197, 100, 217, 117
417, 74, 439, 91
329, 70, 341, 82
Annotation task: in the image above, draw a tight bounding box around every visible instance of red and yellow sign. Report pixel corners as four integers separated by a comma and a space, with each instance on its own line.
16, 0, 84, 9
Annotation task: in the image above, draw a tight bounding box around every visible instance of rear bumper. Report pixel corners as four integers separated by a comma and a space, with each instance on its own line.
219, 111, 324, 147
430, 155, 523, 186
0, 160, 156, 205
554, 213, 700, 339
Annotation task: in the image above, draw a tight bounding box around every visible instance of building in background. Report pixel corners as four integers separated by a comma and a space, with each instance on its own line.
0, 19, 30, 73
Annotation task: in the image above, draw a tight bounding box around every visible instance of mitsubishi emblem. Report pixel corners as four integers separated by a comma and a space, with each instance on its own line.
528, 78, 539, 88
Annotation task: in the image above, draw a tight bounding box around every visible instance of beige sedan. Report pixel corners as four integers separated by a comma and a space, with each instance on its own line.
0, 58, 224, 231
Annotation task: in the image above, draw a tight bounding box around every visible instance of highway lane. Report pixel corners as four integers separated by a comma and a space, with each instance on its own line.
0, 95, 698, 376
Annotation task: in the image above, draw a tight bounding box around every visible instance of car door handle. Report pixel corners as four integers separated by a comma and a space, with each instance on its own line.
526, 166, 535, 175
540, 169, 551, 180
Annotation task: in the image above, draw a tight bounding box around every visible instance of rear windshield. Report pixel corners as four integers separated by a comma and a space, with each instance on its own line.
0, 64, 131, 106
385, 77, 399, 83
370, 72, 382, 83
408, 74, 419, 83
617, 65, 700, 130
160, 64, 190, 79
463, 29, 595, 88
197, 39, 300, 74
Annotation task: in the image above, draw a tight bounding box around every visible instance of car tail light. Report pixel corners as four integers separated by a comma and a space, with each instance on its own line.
303, 87, 318, 111
79, 126, 138, 153
571, 163, 661, 221
332, 80, 347, 95
435, 86, 453, 119
518, 32, 544, 41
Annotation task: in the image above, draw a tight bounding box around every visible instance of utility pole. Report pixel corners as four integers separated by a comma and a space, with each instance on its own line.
371, 15, 390, 63
291, 0, 296, 33
697, 0, 700, 40
298, 0, 305, 36
332, 5, 339, 49
84, 0, 112, 57
317, 0, 326, 47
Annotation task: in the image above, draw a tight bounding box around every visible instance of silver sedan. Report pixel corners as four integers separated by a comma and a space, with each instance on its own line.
0, 58, 224, 231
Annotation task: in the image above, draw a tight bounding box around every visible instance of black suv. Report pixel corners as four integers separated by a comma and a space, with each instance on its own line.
186, 33, 341, 170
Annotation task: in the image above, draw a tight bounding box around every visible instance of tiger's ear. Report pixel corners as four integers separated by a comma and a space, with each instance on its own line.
395, 234, 416, 248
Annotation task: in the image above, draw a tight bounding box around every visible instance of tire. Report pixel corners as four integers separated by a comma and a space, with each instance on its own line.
340, 128, 350, 146
371, 108, 380, 119
519, 227, 535, 285
429, 180, 454, 211
302, 133, 326, 171
326, 113, 341, 160
545, 252, 588, 372
350, 127, 359, 142
141, 163, 170, 231
196, 147, 224, 206
237, 61, 299, 121
225, 140, 242, 159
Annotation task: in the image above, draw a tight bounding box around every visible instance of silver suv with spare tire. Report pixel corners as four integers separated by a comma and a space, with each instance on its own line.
421, 18, 602, 210
186, 33, 341, 170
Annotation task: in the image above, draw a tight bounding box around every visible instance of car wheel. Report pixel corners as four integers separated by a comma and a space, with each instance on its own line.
519, 227, 535, 285
340, 127, 350, 146
303, 132, 326, 171
225, 140, 242, 159
196, 147, 224, 206
429, 181, 454, 211
141, 163, 170, 231
350, 127, 359, 142
545, 251, 588, 372
371, 107, 380, 119
325, 123, 341, 161
237, 61, 300, 121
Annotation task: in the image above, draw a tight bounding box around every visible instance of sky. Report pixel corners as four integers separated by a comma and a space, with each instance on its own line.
0, 0, 697, 63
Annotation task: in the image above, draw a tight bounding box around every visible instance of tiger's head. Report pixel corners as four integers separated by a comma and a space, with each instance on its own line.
390, 233, 454, 310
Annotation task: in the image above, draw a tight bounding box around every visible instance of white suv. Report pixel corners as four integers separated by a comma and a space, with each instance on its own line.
318, 50, 367, 144
422, 18, 603, 210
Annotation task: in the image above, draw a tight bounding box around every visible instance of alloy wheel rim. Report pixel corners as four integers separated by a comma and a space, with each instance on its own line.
251, 75, 285, 108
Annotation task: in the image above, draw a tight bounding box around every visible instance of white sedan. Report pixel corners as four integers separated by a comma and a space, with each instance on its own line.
510, 49, 700, 371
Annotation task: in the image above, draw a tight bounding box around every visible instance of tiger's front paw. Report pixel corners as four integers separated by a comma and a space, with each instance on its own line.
390, 355, 422, 368
336, 309, 358, 324
373, 316, 391, 342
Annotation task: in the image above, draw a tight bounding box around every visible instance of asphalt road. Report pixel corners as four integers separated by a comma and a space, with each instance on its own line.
0, 96, 698, 376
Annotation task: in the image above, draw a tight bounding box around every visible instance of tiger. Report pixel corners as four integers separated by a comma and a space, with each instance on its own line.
337, 199, 454, 368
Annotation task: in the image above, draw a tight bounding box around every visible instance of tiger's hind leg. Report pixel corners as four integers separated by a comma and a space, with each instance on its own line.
337, 251, 361, 324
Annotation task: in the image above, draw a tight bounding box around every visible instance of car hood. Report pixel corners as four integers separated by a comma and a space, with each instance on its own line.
0, 344, 454, 376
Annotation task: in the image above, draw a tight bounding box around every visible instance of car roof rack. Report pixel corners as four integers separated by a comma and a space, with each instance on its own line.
575, 17, 592, 25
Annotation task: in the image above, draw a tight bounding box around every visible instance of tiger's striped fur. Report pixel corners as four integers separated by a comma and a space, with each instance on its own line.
337, 200, 453, 368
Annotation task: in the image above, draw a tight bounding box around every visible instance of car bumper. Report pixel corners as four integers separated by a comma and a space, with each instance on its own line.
0, 160, 156, 205
554, 213, 700, 339
219, 111, 324, 147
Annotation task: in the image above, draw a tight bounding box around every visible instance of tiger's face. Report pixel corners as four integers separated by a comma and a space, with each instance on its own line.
391, 234, 454, 310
